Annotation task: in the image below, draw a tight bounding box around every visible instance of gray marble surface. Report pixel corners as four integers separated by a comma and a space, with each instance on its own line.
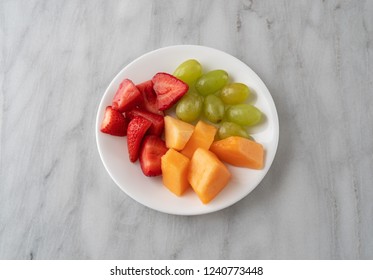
1, 0, 372, 260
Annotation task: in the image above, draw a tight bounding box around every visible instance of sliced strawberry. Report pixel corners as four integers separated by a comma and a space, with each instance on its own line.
100, 106, 128, 136
127, 108, 164, 136
112, 79, 142, 112
126, 116, 152, 162
139, 135, 168, 176
136, 80, 163, 115
152, 73, 189, 111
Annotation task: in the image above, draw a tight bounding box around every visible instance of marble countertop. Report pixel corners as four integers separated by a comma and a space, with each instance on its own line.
1, 0, 372, 259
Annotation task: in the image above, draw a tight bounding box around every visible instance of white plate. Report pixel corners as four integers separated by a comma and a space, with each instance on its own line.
96, 45, 279, 215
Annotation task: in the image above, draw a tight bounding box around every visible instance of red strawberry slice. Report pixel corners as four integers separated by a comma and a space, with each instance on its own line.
136, 80, 163, 115
152, 73, 189, 111
139, 135, 168, 176
127, 108, 164, 136
112, 79, 142, 112
127, 116, 152, 162
100, 106, 128, 136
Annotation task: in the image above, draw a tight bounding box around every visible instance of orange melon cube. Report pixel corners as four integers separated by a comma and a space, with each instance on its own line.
164, 116, 195, 150
181, 121, 217, 158
210, 136, 264, 169
161, 148, 190, 196
187, 148, 231, 204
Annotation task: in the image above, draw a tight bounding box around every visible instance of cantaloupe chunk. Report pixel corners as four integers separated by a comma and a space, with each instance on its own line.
161, 148, 190, 196
181, 121, 217, 158
210, 136, 264, 169
187, 148, 231, 204
164, 116, 195, 151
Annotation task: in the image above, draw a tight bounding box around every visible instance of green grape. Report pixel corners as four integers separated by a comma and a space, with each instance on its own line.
176, 93, 203, 123
218, 122, 250, 139
195, 70, 229, 96
173, 59, 203, 86
220, 83, 250, 104
226, 104, 262, 126
203, 95, 225, 123
213, 90, 222, 97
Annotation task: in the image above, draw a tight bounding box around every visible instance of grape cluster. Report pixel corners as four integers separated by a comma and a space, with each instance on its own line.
173, 59, 262, 140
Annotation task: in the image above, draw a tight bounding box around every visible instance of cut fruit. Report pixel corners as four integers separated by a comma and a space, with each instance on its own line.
136, 80, 163, 115
127, 108, 164, 136
100, 106, 128, 136
152, 72, 189, 110
164, 116, 194, 151
112, 79, 142, 112
139, 135, 168, 176
210, 136, 264, 169
187, 148, 231, 204
161, 149, 190, 196
181, 120, 217, 158
126, 116, 152, 162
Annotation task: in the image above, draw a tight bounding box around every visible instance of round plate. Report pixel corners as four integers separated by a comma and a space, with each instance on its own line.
96, 45, 279, 215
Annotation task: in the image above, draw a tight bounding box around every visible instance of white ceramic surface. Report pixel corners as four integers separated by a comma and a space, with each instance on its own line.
96, 45, 279, 215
